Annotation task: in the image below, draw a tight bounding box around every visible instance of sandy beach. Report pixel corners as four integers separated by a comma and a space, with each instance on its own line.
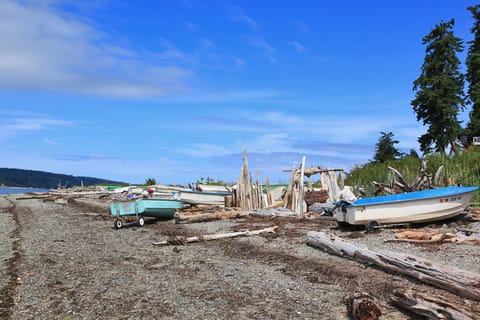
1, 194, 479, 319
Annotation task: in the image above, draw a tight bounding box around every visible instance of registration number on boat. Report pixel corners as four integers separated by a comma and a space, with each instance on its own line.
440, 196, 461, 203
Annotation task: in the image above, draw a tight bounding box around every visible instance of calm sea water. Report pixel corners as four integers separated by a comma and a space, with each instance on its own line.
0, 188, 50, 195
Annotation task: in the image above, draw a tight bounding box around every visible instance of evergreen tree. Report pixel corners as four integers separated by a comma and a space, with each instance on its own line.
411, 19, 465, 155
145, 177, 157, 186
373, 131, 403, 163
465, 5, 480, 146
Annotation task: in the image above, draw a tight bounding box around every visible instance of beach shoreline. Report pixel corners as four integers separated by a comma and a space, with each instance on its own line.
1, 193, 479, 319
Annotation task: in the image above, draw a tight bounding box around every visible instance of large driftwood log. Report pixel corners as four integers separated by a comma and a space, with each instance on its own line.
391, 290, 480, 320
174, 209, 248, 224
306, 231, 480, 301
152, 226, 278, 246
249, 208, 296, 217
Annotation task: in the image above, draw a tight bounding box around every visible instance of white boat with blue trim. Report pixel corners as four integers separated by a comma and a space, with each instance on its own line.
335, 186, 478, 228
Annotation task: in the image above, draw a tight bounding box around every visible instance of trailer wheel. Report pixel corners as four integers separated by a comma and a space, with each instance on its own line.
114, 218, 123, 229
137, 216, 145, 227
336, 221, 350, 229
365, 220, 379, 233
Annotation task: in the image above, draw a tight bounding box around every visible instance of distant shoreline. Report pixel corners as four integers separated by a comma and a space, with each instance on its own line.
0, 187, 50, 195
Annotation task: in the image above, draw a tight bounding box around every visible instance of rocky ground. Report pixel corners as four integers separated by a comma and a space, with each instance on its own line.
1, 194, 479, 319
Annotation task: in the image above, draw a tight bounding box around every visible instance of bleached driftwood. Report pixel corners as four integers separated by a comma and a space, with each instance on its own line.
174, 209, 248, 224
249, 208, 296, 218
391, 290, 479, 320
295, 156, 306, 218
152, 226, 278, 246
385, 229, 480, 245
306, 231, 480, 301
372, 160, 443, 195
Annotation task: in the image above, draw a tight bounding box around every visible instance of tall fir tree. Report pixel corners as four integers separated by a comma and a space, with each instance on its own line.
465, 5, 480, 146
373, 131, 403, 163
411, 19, 465, 155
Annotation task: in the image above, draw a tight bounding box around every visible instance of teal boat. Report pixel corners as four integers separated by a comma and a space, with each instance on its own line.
111, 199, 183, 229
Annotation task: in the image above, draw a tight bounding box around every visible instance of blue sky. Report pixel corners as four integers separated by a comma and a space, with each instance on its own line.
0, 0, 478, 184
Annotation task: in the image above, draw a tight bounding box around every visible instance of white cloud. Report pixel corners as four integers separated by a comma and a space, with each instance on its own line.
248, 36, 277, 63
226, 4, 258, 29
177, 143, 231, 157
0, 1, 192, 98
43, 138, 58, 145
289, 41, 307, 53
0, 116, 73, 141
292, 19, 310, 33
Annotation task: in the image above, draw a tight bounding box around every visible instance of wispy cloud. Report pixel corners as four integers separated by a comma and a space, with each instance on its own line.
247, 36, 277, 63
0, 116, 74, 141
292, 19, 311, 33
0, 1, 193, 98
172, 89, 280, 103
177, 143, 231, 157
289, 41, 307, 53
53, 154, 118, 161
43, 138, 58, 145
225, 3, 258, 29
185, 21, 198, 31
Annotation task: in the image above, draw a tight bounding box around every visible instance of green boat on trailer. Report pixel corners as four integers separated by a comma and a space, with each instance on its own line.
111, 199, 183, 229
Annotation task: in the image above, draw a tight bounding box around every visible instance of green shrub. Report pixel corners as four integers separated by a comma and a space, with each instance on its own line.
345, 148, 480, 201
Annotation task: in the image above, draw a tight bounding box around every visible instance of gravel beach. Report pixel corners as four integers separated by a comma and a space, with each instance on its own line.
1, 194, 479, 319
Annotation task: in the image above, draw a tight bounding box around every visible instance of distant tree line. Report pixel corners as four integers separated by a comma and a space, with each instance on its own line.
0, 168, 126, 189
374, 5, 480, 163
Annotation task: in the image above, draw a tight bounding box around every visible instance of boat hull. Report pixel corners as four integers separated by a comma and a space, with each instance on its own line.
335, 186, 478, 226
179, 190, 230, 206
111, 199, 183, 219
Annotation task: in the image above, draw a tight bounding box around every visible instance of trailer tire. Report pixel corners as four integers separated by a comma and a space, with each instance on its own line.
137, 216, 145, 227
114, 218, 123, 229
365, 220, 379, 233
336, 221, 350, 229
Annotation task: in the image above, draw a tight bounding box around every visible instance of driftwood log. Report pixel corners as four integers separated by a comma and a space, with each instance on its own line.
174, 209, 248, 224
391, 290, 480, 320
385, 229, 480, 245
249, 208, 296, 218
347, 292, 382, 320
152, 226, 278, 246
306, 231, 480, 301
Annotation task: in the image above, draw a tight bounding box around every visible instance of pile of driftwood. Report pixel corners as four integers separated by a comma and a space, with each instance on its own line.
373, 160, 443, 195
307, 231, 480, 319
281, 161, 344, 217
233, 150, 345, 218
232, 148, 273, 210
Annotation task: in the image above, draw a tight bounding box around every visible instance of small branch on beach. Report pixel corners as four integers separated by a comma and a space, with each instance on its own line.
174, 208, 248, 224
152, 226, 278, 246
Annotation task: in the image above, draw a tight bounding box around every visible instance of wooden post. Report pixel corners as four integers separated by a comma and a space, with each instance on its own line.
266, 176, 272, 206
295, 156, 306, 218
283, 166, 296, 209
